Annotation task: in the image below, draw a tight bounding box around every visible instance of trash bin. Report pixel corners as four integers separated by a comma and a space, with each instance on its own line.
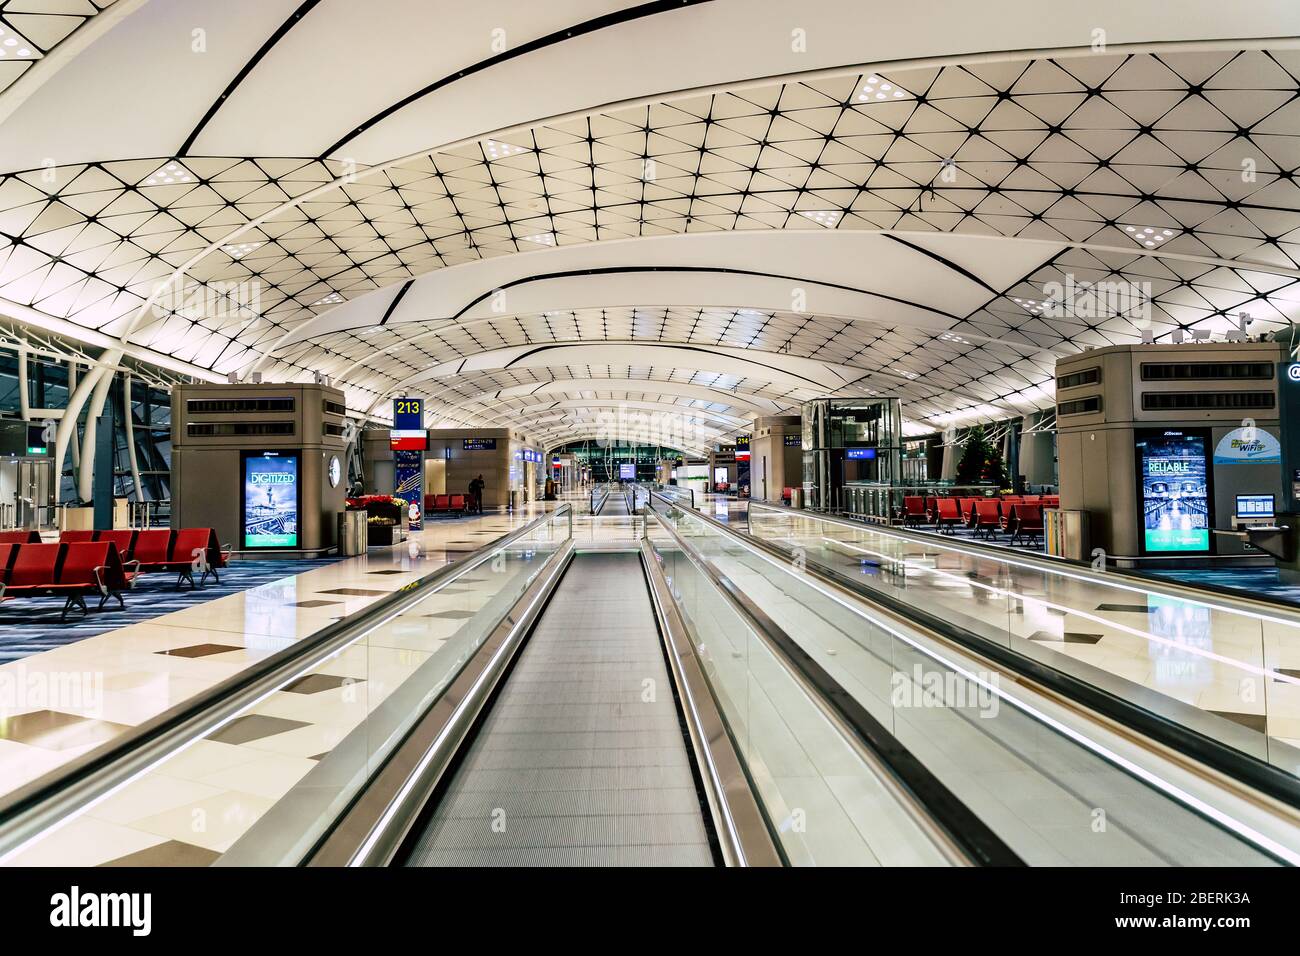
338, 510, 367, 556
789, 487, 804, 510
509, 490, 520, 513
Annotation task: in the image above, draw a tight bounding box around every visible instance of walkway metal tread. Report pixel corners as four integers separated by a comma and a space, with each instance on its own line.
405, 552, 713, 867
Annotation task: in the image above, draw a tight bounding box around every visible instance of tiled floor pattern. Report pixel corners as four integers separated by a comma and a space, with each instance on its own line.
0, 505, 561, 823
405, 552, 715, 867
742, 512, 1300, 760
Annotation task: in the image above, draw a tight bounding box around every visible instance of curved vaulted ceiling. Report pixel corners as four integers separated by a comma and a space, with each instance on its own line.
2, 1, 1300, 449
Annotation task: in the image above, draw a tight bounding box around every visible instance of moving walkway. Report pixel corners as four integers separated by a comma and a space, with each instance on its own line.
0, 499, 1295, 866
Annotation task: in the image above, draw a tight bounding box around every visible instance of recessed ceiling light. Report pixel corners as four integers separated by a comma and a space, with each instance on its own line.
312, 292, 344, 307
484, 139, 527, 160
521, 233, 556, 246
797, 209, 841, 227
1122, 224, 1178, 248
858, 74, 911, 102
221, 241, 263, 259
143, 161, 194, 187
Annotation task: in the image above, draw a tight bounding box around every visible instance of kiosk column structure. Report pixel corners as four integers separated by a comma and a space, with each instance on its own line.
171, 381, 349, 556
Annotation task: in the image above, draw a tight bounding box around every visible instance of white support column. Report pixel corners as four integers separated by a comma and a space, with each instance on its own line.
124, 373, 142, 502
77, 365, 117, 503
56, 360, 89, 502
17, 346, 30, 421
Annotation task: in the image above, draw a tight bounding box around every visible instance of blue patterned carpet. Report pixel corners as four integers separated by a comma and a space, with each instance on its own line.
1145, 567, 1300, 609
0, 557, 340, 664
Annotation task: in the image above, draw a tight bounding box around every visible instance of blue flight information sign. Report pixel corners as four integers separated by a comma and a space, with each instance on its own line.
845, 447, 877, 460
242, 451, 299, 549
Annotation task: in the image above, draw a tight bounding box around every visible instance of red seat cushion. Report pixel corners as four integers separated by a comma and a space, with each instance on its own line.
96, 529, 137, 559
174, 528, 214, 569
6, 543, 63, 588
449, 494, 466, 509
59, 542, 110, 587
59, 530, 95, 543
435, 494, 451, 510
133, 529, 174, 565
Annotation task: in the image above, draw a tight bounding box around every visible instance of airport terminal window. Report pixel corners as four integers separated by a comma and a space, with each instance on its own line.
324, 422, 347, 437
1057, 396, 1101, 416
1056, 367, 1100, 390
187, 421, 295, 437
323, 399, 347, 417
186, 397, 295, 414
1140, 391, 1274, 411
1140, 361, 1273, 381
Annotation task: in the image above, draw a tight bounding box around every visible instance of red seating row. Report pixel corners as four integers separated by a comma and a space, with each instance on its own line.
58, 528, 229, 588
0, 530, 40, 545
423, 494, 469, 514
0, 541, 138, 619
896, 495, 1053, 545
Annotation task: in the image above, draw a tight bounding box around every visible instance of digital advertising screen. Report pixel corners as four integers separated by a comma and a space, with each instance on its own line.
242, 451, 300, 549
618, 463, 636, 480
1135, 430, 1212, 554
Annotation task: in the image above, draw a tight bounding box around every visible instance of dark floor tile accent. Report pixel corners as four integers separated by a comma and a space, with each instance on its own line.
283, 673, 362, 695
424, 609, 477, 619
1096, 603, 1152, 613
209, 714, 310, 745
1028, 630, 1104, 645
292, 599, 344, 608
1208, 710, 1268, 735
1274, 668, 1300, 683
155, 643, 242, 659
308, 752, 329, 761
317, 587, 390, 597
0, 710, 130, 750
367, 569, 406, 575
101, 840, 220, 867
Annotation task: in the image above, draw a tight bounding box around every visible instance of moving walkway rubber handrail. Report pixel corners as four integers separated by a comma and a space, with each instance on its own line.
738, 501, 1300, 815
646, 492, 1024, 866
638, 539, 784, 867
302, 540, 577, 867
0, 505, 573, 864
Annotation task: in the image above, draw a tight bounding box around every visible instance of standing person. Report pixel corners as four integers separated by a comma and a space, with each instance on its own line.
469, 474, 485, 514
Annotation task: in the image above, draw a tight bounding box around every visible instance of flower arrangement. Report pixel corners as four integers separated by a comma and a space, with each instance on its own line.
348, 495, 407, 526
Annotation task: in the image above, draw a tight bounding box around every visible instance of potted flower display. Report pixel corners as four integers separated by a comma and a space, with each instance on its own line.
347, 494, 408, 546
